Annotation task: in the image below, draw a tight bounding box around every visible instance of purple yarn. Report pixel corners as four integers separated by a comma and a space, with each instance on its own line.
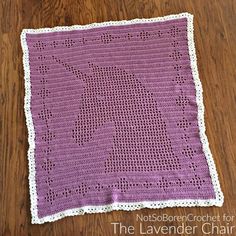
24, 16, 218, 220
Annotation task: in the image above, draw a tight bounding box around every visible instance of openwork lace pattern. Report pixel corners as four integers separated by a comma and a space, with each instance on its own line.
21, 13, 223, 224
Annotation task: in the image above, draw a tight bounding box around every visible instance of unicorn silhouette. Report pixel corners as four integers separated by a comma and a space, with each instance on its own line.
52, 56, 180, 173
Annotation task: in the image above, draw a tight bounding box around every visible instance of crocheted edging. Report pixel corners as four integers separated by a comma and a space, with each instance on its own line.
20, 12, 224, 224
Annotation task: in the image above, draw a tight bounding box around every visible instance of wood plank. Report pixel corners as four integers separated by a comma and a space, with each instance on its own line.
1, 0, 235, 235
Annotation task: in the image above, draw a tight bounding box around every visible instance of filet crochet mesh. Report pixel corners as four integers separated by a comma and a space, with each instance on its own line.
22, 14, 223, 223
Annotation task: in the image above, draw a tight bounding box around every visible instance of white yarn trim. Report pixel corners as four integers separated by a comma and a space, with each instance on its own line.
20, 12, 224, 224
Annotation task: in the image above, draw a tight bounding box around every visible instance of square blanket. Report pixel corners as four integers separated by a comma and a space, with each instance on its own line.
21, 13, 223, 224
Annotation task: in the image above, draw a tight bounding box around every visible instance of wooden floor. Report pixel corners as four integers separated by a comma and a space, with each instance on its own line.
1, 0, 236, 235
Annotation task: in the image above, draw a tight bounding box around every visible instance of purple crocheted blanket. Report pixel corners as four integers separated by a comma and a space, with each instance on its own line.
21, 13, 223, 224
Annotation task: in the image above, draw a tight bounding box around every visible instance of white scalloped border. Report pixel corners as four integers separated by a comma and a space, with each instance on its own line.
20, 12, 224, 224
